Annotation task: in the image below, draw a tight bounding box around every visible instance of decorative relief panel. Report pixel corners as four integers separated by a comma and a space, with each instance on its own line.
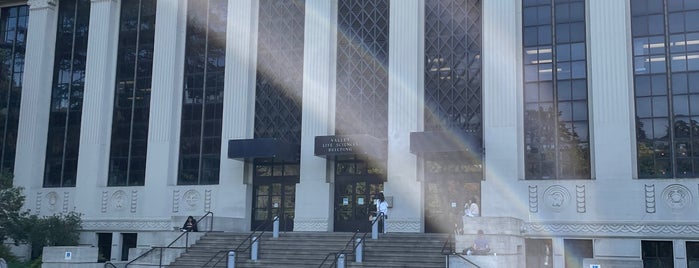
130, 190, 138, 213
645, 184, 656, 213
35, 192, 42, 214
575, 185, 586, 213
172, 189, 180, 213
526, 222, 699, 237
205, 189, 212, 212
293, 218, 329, 231
111, 190, 127, 211
528, 185, 538, 213
662, 184, 691, 211
62, 192, 69, 213
101, 191, 109, 213
45, 192, 59, 212
28, 0, 57, 9
82, 219, 171, 231
543, 185, 570, 212
182, 189, 200, 211
386, 219, 421, 233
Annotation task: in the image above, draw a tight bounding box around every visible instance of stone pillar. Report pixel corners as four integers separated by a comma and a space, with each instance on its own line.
294, 0, 335, 231
75, 0, 120, 216
588, 0, 634, 180
14, 0, 57, 191
385, 0, 421, 232
141, 0, 185, 218
218, 0, 257, 230
481, 0, 526, 218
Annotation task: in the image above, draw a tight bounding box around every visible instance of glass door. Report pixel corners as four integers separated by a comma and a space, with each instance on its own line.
252, 179, 296, 231
334, 176, 383, 232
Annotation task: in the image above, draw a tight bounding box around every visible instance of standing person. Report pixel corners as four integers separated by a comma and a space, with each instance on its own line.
181, 216, 198, 232
376, 192, 388, 233
468, 197, 480, 217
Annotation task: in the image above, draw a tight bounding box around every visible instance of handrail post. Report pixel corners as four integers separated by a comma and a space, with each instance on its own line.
227, 251, 235, 268
273, 216, 279, 238
336, 253, 345, 268
355, 238, 362, 263
185, 232, 189, 252
251, 236, 259, 261
371, 218, 378, 239
159, 248, 163, 267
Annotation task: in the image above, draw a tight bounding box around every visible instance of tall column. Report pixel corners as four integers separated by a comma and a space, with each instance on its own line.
588, 0, 634, 180
75, 0, 120, 216
141, 0, 185, 218
218, 0, 257, 230
386, 0, 421, 232
294, 0, 335, 231
14, 0, 57, 192
481, 0, 525, 217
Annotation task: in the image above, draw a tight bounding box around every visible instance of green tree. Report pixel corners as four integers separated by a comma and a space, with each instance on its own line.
0, 171, 28, 261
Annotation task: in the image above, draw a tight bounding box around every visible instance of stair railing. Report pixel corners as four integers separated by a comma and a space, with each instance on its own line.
317, 212, 384, 268
441, 232, 481, 268
103, 262, 118, 268
201, 216, 276, 268
124, 211, 213, 268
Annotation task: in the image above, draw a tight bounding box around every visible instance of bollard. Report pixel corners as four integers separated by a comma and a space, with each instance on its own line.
337, 253, 345, 268
273, 216, 279, 238
371, 218, 378, 239
251, 236, 259, 261
227, 251, 235, 268
355, 238, 363, 263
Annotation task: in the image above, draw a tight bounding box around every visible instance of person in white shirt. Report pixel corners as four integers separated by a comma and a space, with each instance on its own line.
376, 192, 388, 233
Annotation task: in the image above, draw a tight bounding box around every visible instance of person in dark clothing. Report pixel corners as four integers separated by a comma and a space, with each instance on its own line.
181, 216, 198, 232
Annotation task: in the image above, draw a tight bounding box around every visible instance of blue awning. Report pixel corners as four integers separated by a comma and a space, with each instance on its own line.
228, 138, 298, 161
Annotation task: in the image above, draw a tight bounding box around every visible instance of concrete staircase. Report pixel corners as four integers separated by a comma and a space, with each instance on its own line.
167, 232, 448, 267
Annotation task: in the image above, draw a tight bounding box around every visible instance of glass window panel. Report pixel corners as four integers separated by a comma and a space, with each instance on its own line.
556, 44, 570, 62
669, 12, 685, 33
636, 75, 652, 96
635, 56, 650, 74
688, 52, 699, 70
650, 56, 667, 73
634, 37, 650, 56
672, 73, 688, 93
637, 97, 652, 117
571, 80, 587, 100
649, 36, 666, 55
558, 62, 571, 79
525, 83, 540, 102
687, 33, 699, 52
687, 10, 699, 31
572, 101, 587, 121
671, 53, 688, 72
524, 27, 539, 46
570, 42, 585, 60
670, 34, 687, 53
559, 102, 572, 121
557, 80, 572, 101
691, 95, 699, 115
571, 61, 586, 79
673, 95, 689, 115
538, 6, 551, 25
569, 22, 585, 42
523, 7, 538, 26
653, 118, 670, 139
689, 72, 699, 93
652, 96, 669, 117
651, 74, 668, 95
538, 25, 552, 44
648, 14, 665, 35
556, 23, 570, 43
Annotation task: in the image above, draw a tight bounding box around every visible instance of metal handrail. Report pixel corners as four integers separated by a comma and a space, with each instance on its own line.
202, 216, 276, 267
318, 212, 384, 268
103, 261, 118, 268
124, 212, 213, 268
441, 232, 481, 268
125, 231, 190, 268
197, 211, 214, 232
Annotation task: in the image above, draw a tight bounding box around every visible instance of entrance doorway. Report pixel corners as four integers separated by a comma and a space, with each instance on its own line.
333, 155, 386, 232
334, 176, 383, 232
423, 152, 482, 233
251, 160, 298, 231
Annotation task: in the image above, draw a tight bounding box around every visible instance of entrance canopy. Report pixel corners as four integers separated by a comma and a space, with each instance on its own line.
409, 130, 482, 157
228, 138, 299, 161
314, 134, 386, 159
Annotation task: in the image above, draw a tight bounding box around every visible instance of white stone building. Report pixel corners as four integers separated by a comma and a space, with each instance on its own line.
2, 0, 699, 266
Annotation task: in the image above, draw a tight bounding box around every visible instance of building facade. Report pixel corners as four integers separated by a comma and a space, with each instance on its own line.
2, 0, 699, 266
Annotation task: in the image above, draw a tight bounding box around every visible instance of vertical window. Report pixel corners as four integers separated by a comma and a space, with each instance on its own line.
642, 240, 674, 268
687, 241, 699, 267
178, 0, 227, 185
336, 0, 389, 139
0, 5, 28, 173
44, 0, 90, 188
108, 0, 156, 186
632, 0, 699, 178
522, 0, 590, 180
564, 239, 593, 268
254, 0, 304, 144
424, 0, 482, 135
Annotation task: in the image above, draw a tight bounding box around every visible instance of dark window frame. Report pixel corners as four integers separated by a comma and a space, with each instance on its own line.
44, 0, 91, 188
522, 0, 591, 180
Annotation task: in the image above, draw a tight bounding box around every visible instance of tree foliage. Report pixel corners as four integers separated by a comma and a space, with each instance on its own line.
0, 172, 82, 260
